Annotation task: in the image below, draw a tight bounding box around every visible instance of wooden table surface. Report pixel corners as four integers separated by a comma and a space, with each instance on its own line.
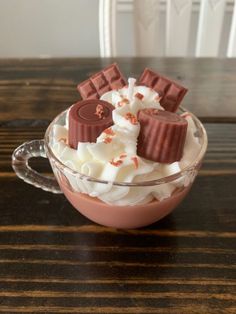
0, 58, 235, 314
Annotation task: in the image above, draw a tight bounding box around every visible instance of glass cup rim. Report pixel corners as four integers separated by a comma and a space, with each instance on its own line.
44, 107, 208, 187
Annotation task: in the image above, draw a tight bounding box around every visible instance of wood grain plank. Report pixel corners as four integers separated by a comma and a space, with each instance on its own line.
0, 244, 234, 254
0, 306, 233, 313
0, 225, 235, 237
1, 264, 234, 282
0, 277, 235, 286
0, 291, 235, 300
1, 58, 236, 121
1, 259, 235, 269
0, 298, 234, 313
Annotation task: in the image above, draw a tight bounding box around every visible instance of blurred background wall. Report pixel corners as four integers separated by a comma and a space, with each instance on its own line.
0, 0, 234, 58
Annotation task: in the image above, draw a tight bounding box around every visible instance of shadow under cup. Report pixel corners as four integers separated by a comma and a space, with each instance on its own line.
44, 107, 207, 229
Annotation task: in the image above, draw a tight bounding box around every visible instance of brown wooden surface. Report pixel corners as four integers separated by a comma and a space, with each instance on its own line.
0, 58, 236, 314
1, 58, 236, 123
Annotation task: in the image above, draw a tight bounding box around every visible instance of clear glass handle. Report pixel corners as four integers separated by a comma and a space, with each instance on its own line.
12, 139, 62, 194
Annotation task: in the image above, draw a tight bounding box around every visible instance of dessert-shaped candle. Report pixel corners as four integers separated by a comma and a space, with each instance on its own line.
13, 62, 207, 228
77, 63, 127, 99
138, 68, 188, 112
68, 99, 114, 149
137, 109, 188, 163
50, 64, 200, 208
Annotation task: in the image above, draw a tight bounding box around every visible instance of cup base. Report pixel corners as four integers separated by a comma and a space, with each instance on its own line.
59, 181, 191, 229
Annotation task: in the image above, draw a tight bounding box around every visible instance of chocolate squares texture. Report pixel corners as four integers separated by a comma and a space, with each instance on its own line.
77, 63, 127, 100
138, 68, 188, 112
77, 64, 187, 113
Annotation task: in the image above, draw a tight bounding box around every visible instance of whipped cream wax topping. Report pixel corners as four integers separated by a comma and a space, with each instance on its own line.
50, 79, 201, 205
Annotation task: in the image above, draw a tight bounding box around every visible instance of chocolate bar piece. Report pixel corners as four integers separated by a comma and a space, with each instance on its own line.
69, 100, 114, 148
138, 68, 188, 112
77, 63, 127, 100
137, 108, 187, 163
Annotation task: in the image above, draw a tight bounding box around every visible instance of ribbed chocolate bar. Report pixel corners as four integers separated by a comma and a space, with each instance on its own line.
137, 108, 187, 163
138, 68, 188, 112
77, 63, 127, 100
69, 100, 114, 149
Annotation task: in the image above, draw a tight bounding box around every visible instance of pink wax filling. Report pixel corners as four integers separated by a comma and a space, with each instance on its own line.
58, 178, 191, 229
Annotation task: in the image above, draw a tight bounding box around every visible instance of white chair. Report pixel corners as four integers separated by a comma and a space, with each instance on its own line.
99, 0, 236, 57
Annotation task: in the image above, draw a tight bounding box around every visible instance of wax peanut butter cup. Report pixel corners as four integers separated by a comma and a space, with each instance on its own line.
137, 109, 187, 163
69, 100, 114, 149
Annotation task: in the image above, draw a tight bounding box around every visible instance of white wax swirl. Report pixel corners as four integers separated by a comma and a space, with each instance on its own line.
50, 80, 201, 205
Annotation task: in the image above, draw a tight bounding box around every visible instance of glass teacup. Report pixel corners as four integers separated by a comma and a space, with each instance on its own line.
12, 107, 207, 229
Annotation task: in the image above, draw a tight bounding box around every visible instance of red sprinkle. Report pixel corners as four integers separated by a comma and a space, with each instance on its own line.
95, 104, 104, 119
103, 128, 115, 136
122, 98, 129, 103
135, 92, 144, 100
124, 112, 138, 125
131, 156, 139, 169
119, 153, 127, 159
118, 98, 129, 107
103, 137, 112, 144
110, 158, 123, 167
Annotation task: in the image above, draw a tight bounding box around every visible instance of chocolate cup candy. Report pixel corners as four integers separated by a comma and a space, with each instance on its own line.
69, 100, 114, 149
138, 68, 188, 112
77, 63, 127, 100
137, 109, 187, 163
